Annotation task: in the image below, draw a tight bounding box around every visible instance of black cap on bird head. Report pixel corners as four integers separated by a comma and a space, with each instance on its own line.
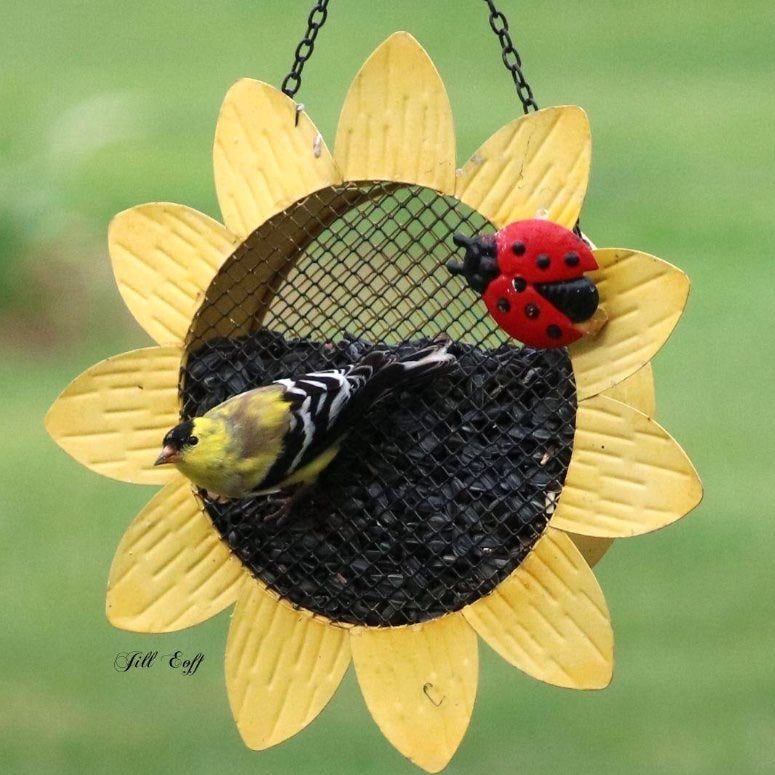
447, 233, 500, 294
154, 419, 195, 465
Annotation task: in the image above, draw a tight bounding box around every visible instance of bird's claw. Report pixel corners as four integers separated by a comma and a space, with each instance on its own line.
261, 484, 311, 525
261, 496, 294, 525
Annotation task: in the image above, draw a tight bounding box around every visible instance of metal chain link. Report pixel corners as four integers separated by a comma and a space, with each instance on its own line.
281, 0, 330, 118
483, 0, 538, 114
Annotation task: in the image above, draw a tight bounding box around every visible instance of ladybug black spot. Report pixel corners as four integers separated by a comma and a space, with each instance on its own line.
547, 324, 562, 339
536, 254, 551, 269
512, 242, 526, 256
513, 277, 527, 292
564, 251, 580, 267
524, 303, 539, 319
497, 298, 510, 313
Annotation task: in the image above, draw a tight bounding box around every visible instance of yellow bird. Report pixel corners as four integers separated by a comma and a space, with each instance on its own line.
154, 345, 455, 518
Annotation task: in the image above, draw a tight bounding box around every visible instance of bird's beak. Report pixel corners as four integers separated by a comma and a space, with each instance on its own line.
154, 445, 179, 466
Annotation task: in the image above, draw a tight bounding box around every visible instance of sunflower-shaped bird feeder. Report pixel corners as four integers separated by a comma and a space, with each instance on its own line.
47, 4, 702, 772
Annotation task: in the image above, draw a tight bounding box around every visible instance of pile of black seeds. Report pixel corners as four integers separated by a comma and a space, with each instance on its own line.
182, 330, 576, 626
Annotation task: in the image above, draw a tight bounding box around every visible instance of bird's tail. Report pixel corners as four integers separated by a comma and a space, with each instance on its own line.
346, 344, 457, 409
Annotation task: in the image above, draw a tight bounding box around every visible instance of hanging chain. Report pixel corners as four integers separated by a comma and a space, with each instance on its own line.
281, 0, 330, 119
282, 1, 536, 119
483, 0, 538, 114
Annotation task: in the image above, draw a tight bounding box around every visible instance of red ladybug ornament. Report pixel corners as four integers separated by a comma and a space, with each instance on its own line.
448, 219, 600, 348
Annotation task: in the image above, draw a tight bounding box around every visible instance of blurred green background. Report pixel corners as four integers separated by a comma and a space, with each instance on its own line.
2, 1, 774, 772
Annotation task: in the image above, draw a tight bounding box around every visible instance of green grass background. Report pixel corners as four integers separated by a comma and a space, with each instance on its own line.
2, 1, 774, 772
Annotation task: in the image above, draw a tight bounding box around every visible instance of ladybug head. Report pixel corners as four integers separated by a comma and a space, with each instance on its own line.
446, 233, 500, 293
449, 220, 601, 348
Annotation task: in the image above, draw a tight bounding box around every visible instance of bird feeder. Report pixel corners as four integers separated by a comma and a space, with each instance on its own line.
46, 5, 702, 772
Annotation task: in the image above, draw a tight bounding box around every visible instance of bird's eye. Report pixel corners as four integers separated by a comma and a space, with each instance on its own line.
188, 435, 199, 446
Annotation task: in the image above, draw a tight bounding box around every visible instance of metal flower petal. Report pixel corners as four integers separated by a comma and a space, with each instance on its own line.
334, 31, 456, 193
551, 395, 702, 537
455, 105, 591, 229
571, 249, 690, 400
46, 346, 181, 484
464, 528, 613, 689
213, 79, 342, 238
107, 475, 247, 632
351, 614, 478, 772
109, 203, 239, 345
602, 362, 657, 417
225, 581, 351, 750
567, 363, 658, 565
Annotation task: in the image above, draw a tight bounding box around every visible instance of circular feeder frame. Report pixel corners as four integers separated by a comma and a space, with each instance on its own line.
180, 181, 578, 626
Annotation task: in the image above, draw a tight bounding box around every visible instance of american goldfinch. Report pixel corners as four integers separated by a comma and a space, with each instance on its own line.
155, 345, 455, 515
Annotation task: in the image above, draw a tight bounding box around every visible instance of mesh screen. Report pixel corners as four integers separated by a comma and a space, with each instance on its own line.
181, 182, 577, 626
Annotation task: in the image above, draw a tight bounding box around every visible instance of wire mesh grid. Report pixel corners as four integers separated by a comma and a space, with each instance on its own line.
181, 182, 577, 626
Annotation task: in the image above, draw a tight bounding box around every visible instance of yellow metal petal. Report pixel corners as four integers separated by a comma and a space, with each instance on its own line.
109, 203, 239, 345
226, 582, 350, 750
45, 346, 181, 484
106, 475, 246, 632
551, 395, 702, 537
566, 533, 614, 568
463, 527, 612, 689
213, 79, 342, 238
570, 365, 658, 565
601, 362, 656, 417
455, 106, 590, 229
351, 614, 477, 773
334, 32, 456, 193
571, 249, 690, 400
